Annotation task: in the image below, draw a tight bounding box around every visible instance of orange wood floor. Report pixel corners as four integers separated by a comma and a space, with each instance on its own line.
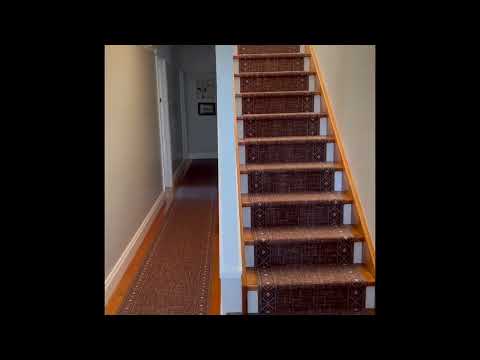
105, 160, 220, 315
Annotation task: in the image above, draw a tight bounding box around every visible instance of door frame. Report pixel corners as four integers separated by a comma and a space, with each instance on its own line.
154, 52, 173, 190
178, 70, 189, 159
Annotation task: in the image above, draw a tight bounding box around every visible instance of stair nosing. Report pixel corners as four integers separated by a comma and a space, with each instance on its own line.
234, 53, 311, 59
241, 191, 353, 207
236, 91, 321, 97
234, 71, 315, 77
239, 162, 342, 174
243, 226, 364, 246
245, 264, 375, 290
237, 112, 328, 120
238, 135, 335, 145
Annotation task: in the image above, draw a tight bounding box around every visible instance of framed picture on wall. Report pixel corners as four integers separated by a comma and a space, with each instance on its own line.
198, 102, 216, 116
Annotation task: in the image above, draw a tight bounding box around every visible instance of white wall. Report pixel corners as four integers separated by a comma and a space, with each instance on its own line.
215, 45, 243, 314
155, 45, 184, 174
105, 45, 164, 277
313, 45, 375, 245
176, 45, 218, 158
165, 61, 184, 172
154, 45, 218, 163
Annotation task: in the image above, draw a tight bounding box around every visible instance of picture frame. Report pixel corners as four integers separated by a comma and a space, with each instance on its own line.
198, 102, 216, 116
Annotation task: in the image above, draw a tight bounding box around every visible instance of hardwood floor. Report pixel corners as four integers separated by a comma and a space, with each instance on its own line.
105, 193, 172, 315
105, 160, 220, 315
208, 201, 220, 315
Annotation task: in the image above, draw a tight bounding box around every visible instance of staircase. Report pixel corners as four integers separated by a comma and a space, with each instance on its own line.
234, 45, 375, 314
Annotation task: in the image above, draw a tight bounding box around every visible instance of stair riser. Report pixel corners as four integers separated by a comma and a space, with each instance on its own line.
244, 240, 363, 267
237, 45, 302, 55
243, 203, 352, 228
237, 117, 328, 139
235, 75, 315, 93
240, 170, 342, 194
247, 285, 375, 314
236, 95, 321, 115
235, 56, 310, 73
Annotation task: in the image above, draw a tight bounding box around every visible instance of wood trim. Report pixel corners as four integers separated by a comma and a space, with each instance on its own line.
239, 135, 335, 145
306, 45, 375, 276
208, 198, 221, 315
237, 112, 327, 120
244, 264, 374, 290
234, 71, 316, 77
236, 90, 321, 98
232, 47, 248, 313
233, 53, 311, 59
240, 162, 342, 174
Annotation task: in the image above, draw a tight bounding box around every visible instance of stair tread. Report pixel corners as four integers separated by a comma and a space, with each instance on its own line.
234, 53, 311, 59
235, 71, 315, 77
229, 309, 375, 315
245, 264, 375, 290
241, 191, 352, 207
244, 225, 364, 245
237, 112, 327, 120
236, 91, 320, 97
239, 135, 334, 145
240, 162, 342, 174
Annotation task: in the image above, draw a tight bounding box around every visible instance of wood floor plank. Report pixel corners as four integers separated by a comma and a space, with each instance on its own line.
240, 162, 342, 174
239, 135, 335, 145
243, 225, 364, 245
241, 191, 353, 207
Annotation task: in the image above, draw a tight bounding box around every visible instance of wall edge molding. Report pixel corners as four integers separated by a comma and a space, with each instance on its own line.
104, 191, 167, 305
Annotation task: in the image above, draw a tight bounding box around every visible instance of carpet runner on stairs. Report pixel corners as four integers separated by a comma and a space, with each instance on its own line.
235, 45, 375, 314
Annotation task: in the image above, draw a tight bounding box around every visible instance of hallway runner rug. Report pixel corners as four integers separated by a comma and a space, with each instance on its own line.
118, 163, 217, 315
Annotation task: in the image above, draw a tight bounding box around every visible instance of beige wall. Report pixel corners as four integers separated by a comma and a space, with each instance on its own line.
105, 45, 164, 277
313, 45, 375, 245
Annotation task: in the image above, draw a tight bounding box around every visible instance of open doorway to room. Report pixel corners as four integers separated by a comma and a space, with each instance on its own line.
155, 45, 218, 189
105, 45, 220, 315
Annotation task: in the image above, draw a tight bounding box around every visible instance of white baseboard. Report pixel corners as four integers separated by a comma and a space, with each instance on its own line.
173, 159, 192, 186
188, 152, 218, 159
104, 191, 169, 305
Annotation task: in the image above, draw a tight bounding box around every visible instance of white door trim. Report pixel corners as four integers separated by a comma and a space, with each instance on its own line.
154, 53, 173, 189
178, 70, 189, 159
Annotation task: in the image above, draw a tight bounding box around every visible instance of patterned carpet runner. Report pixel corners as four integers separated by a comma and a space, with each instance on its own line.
118, 160, 218, 315
236, 45, 374, 314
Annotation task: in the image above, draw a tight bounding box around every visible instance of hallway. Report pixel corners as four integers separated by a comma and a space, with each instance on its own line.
108, 160, 219, 315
